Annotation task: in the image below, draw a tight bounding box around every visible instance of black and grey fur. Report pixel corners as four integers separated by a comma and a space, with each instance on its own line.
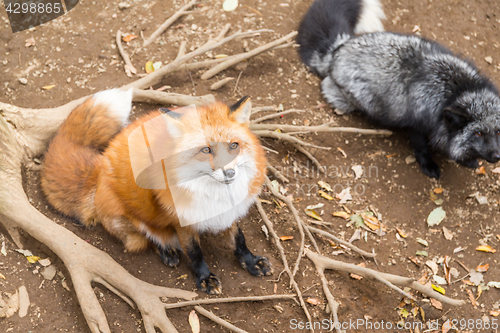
298, 0, 500, 178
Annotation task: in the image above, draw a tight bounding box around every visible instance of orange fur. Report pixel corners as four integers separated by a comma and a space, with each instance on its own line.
41, 98, 267, 254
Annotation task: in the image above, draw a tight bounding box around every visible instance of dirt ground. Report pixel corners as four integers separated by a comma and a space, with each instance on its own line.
1, 0, 500, 332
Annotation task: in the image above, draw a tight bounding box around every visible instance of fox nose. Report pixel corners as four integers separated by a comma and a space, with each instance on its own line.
223, 168, 235, 178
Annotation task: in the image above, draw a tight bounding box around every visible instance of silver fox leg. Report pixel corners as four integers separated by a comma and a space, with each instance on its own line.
321, 76, 356, 115
408, 130, 441, 179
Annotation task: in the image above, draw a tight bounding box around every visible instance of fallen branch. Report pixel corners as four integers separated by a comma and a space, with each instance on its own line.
116, 30, 137, 77
267, 164, 289, 183
292, 142, 325, 174
307, 226, 376, 258
251, 123, 393, 135
163, 294, 295, 309
143, 0, 198, 47
201, 31, 298, 80
256, 201, 313, 332
132, 88, 215, 106
253, 130, 332, 150
195, 306, 248, 333
210, 77, 234, 90
306, 250, 466, 307
251, 109, 305, 123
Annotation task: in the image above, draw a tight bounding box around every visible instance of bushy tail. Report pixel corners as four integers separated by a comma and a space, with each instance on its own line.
297, 0, 385, 77
41, 89, 133, 224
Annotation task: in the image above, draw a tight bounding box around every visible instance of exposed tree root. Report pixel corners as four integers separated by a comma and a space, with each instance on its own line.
195, 306, 248, 333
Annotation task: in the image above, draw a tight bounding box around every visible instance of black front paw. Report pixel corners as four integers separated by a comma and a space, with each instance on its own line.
158, 246, 180, 268
240, 255, 274, 277
197, 273, 222, 295
458, 159, 479, 169
419, 160, 441, 179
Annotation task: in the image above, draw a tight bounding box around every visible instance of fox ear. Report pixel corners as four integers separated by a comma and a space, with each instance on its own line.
443, 106, 470, 130
162, 112, 184, 138
229, 96, 252, 124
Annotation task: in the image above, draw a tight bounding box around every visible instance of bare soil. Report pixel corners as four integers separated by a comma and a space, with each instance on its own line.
1, 0, 500, 332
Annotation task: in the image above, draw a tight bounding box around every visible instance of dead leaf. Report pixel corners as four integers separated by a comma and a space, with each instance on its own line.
351, 165, 363, 179
466, 289, 479, 307
442, 226, 453, 240
425, 260, 439, 275
476, 263, 489, 272
490, 310, 500, 317
279, 236, 293, 241
336, 188, 352, 204
386, 153, 398, 158
222, 0, 238, 12
350, 263, 365, 280
430, 298, 442, 310
416, 238, 428, 247
332, 211, 350, 219
122, 34, 138, 43
433, 187, 444, 194
145, 61, 154, 74
442, 319, 452, 333
319, 190, 334, 201
396, 227, 408, 238
492, 167, 500, 174
42, 84, 56, 90
317, 181, 332, 192
0, 291, 19, 318
337, 147, 347, 158
476, 245, 496, 253
477, 284, 482, 300
469, 270, 484, 286
306, 298, 323, 305
188, 310, 200, 333
475, 166, 486, 175
305, 209, 323, 221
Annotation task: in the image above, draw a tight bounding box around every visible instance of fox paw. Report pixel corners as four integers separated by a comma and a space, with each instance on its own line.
197, 273, 222, 295
158, 246, 180, 268
241, 256, 274, 277
419, 160, 441, 179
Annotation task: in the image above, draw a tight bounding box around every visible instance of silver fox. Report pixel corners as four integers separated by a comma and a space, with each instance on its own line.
298, 0, 500, 178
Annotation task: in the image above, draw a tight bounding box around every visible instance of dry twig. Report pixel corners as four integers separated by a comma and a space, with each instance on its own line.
251, 109, 305, 123
143, 0, 198, 47
267, 164, 289, 183
307, 226, 376, 258
116, 30, 137, 77
163, 294, 296, 309
195, 306, 248, 333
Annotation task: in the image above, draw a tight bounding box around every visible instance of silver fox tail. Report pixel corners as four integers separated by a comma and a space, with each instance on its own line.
297, 0, 386, 77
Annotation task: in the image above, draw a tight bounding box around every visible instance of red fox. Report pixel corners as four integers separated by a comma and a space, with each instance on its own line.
41, 89, 273, 294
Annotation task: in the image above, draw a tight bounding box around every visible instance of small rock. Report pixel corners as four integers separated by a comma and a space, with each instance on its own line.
41, 265, 57, 280
18, 286, 30, 318
485, 56, 493, 64
19, 78, 28, 85
405, 155, 416, 164
118, 2, 131, 9
66, 77, 71, 83
38, 258, 51, 267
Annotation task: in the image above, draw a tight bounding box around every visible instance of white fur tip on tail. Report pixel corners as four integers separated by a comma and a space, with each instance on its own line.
354, 0, 386, 35
93, 88, 133, 125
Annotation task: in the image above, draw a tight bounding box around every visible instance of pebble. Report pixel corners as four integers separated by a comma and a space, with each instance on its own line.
405, 155, 416, 164
485, 56, 493, 64
118, 2, 131, 9
41, 266, 57, 280
19, 78, 28, 85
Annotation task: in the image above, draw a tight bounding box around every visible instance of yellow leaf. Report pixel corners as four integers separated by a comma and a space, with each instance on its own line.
188, 310, 200, 333
332, 211, 350, 219
476, 245, 496, 253
177, 274, 188, 280
398, 308, 409, 318
431, 284, 446, 295
279, 236, 293, 241
433, 187, 444, 194
319, 190, 334, 201
0, 272, 5, 279
145, 61, 154, 74
215, 54, 229, 59
42, 84, 56, 90
305, 209, 323, 221
317, 180, 332, 192
26, 255, 40, 263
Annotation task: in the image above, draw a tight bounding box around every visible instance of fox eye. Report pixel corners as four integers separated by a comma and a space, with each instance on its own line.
476, 131, 483, 137
229, 142, 239, 150
200, 147, 211, 154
